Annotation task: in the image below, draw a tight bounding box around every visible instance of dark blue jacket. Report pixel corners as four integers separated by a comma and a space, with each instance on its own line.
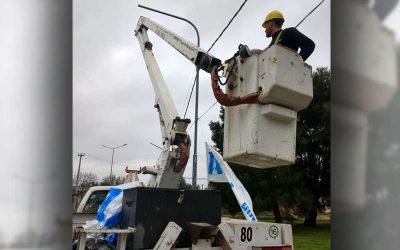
268, 27, 315, 61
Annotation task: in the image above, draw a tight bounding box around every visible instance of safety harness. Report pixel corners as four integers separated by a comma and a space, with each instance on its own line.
274, 29, 284, 45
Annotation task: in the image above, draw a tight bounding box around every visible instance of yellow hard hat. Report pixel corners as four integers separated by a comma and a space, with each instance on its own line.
262, 10, 285, 28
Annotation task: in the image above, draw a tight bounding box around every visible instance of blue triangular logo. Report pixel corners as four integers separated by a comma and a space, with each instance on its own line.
208, 151, 223, 175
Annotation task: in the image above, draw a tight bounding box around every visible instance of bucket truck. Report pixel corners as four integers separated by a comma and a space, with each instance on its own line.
132, 16, 295, 250
75, 15, 312, 249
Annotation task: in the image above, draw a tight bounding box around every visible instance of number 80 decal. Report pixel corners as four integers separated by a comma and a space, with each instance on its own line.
240, 227, 253, 242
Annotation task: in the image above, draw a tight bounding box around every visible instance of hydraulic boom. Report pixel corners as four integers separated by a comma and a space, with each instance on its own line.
135, 16, 220, 188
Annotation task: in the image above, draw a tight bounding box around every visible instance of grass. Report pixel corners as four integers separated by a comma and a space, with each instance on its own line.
292, 220, 330, 250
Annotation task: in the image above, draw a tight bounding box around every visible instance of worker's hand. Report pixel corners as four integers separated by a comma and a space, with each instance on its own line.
211, 66, 219, 81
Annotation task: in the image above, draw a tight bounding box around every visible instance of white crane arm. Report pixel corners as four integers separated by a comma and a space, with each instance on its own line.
135, 16, 221, 73
136, 16, 223, 188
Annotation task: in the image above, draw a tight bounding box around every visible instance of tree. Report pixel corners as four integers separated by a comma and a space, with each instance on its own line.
73, 172, 100, 210
99, 175, 124, 186
294, 67, 330, 226
178, 177, 201, 190
73, 172, 99, 187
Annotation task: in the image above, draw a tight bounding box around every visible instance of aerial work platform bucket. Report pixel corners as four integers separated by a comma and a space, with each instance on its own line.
223, 45, 313, 168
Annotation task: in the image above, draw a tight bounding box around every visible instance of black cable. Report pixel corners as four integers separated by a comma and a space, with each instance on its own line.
180, 69, 196, 115
217, 57, 236, 85
188, 101, 218, 131
197, 101, 218, 122
184, 0, 248, 119
295, 0, 325, 28
207, 0, 249, 52
183, 74, 198, 118
73, 151, 125, 166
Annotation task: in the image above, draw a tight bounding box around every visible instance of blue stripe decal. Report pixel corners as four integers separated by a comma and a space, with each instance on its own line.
208, 151, 215, 174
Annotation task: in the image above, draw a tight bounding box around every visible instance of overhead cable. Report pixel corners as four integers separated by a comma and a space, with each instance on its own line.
295, 0, 325, 28
188, 101, 218, 131
184, 0, 249, 119
181, 69, 197, 116
183, 74, 198, 118
207, 0, 249, 52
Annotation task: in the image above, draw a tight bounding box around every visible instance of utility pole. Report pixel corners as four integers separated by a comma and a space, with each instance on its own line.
193, 67, 200, 189
75, 153, 85, 187
102, 144, 127, 185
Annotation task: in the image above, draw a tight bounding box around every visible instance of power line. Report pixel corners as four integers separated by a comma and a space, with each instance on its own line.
73, 152, 125, 166
207, 0, 249, 52
181, 69, 197, 116
182, 0, 249, 119
198, 101, 218, 121
295, 0, 325, 28
150, 142, 162, 150
183, 74, 198, 118
188, 101, 218, 131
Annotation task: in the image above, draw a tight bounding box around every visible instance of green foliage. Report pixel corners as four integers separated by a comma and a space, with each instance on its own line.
209, 107, 224, 151
208, 67, 330, 226
295, 67, 330, 226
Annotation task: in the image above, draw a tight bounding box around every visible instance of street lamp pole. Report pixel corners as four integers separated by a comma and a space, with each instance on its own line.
110, 148, 115, 181
102, 143, 127, 185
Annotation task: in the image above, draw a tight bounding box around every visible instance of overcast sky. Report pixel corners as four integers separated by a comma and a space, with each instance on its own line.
73, 0, 331, 186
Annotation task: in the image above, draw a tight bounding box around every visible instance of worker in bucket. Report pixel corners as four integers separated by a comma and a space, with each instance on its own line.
263, 10, 315, 61
211, 10, 315, 107
210, 10, 315, 107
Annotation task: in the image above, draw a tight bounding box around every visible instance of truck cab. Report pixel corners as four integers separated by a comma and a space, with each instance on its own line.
73, 186, 111, 232
76, 186, 111, 213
